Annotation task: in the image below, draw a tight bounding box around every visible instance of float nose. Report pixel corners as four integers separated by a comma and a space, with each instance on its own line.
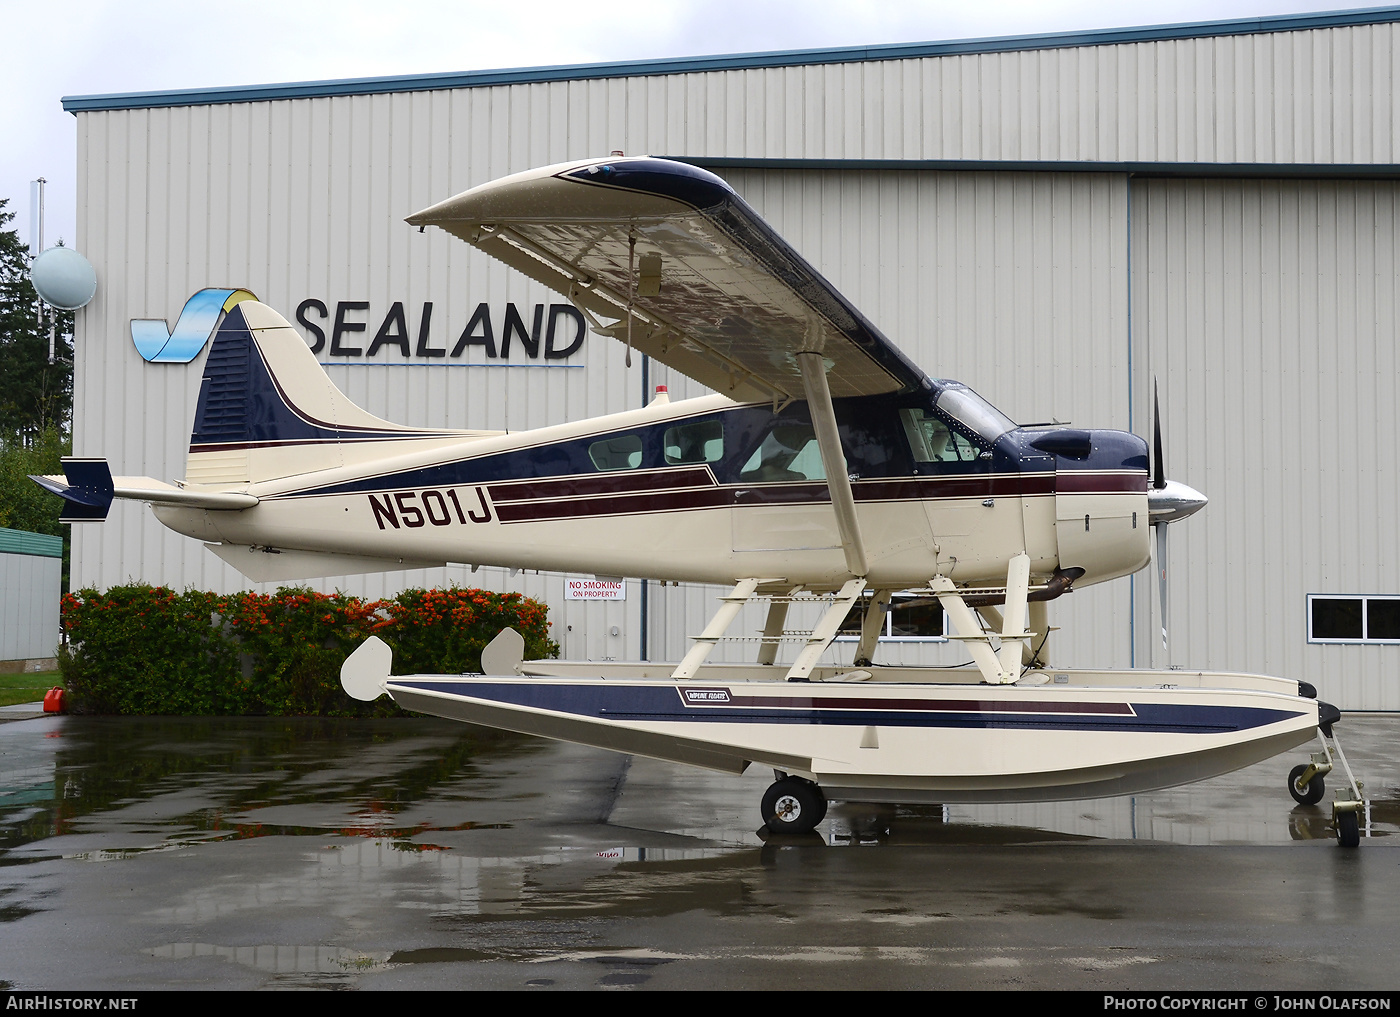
1147, 479, 1208, 524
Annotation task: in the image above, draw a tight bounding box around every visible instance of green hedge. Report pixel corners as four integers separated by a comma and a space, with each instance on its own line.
58, 585, 559, 716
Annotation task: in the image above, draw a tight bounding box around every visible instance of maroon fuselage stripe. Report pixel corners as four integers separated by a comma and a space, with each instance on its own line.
491, 471, 1145, 523
1056, 472, 1149, 494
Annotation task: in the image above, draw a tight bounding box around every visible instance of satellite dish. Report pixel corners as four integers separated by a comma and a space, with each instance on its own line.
30, 247, 97, 310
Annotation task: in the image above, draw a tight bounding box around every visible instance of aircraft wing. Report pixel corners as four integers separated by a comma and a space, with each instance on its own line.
406, 157, 930, 403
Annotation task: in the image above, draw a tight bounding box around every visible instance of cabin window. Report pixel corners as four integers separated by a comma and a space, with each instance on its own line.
738, 423, 825, 482
664, 420, 724, 465
899, 408, 982, 463
1308, 595, 1400, 643
837, 594, 946, 642
588, 434, 644, 471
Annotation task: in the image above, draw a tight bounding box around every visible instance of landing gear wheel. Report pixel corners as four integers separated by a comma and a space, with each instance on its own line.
1288, 764, 1325, 805
761, 777, 827, 834
1336, 810, 1360, 848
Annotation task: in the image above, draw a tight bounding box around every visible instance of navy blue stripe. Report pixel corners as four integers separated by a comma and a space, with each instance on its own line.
63, 8, 1400, 112
391, 680, 1304, 735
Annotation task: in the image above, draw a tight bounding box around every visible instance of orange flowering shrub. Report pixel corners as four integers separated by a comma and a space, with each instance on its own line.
59, 584, 558, 716
379, 588, 557, 676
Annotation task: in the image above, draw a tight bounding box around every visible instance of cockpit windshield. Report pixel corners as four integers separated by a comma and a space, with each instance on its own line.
934, 384, 1017, 444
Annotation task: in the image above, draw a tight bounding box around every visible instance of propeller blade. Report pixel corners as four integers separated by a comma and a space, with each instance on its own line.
1156, 519, 1169, 657
1152, 379, 1166, 491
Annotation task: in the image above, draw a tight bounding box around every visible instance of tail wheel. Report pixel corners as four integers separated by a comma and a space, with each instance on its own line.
761, 777, 827, 835
1288, 764, 1325, 806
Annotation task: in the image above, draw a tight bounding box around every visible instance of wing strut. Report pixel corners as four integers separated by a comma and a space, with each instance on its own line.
797, 352, 867, 578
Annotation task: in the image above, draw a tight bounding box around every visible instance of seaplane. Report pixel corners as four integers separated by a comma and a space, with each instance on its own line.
36, 156, 1365, 845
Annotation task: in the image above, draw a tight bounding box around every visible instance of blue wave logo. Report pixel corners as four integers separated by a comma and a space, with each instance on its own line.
131, 288, 257, 363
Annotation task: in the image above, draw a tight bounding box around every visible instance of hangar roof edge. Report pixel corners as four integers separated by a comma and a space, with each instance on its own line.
673, 156, 1400, 179
62, 6, 1400, 114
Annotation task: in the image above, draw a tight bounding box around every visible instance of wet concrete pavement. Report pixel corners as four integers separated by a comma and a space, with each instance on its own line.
2, 710, 1400, 990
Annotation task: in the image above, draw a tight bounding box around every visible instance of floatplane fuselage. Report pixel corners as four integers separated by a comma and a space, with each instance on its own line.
157, 368, 1152, 594
39, 156, 1359, 841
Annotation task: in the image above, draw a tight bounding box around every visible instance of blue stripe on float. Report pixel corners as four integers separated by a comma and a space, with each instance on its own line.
389, 680, 1305, 735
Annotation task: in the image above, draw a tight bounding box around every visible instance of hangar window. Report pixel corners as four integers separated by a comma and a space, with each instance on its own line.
664, 420, 723, 465
588, 434, 644, 471
837, 594, 946, 642
1308, 595, 1400, 643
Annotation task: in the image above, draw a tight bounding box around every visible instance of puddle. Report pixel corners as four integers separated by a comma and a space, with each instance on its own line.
0, 716, 542, 859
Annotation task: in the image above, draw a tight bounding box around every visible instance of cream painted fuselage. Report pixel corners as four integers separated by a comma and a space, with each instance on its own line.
154, 386, 1150, 591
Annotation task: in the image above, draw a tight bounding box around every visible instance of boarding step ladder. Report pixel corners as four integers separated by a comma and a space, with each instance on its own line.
670, 578, 869, 682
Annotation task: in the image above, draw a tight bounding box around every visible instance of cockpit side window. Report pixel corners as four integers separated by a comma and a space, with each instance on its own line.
899, 408, 983, 463
739, 423, 826, 482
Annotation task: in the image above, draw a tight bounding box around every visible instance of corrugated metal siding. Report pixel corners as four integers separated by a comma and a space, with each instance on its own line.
71, 94, 658, 663
71, 94, 1130, 669
442, 23, 1400, 166
69, 17, 1400, 692
0, 552, 61, 660
1131, 177, 1400, 710
240, 22, 1400, 166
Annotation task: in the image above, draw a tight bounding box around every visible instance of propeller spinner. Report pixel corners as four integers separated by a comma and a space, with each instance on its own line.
1147, 382, 1208, 658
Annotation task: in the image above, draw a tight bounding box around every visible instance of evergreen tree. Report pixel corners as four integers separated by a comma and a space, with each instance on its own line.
0, 198, 73, 441
0, 427, 68, 537
0, 197, 74, 588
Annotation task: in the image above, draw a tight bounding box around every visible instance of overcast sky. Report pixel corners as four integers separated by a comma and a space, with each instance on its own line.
2, 0, 1387, 254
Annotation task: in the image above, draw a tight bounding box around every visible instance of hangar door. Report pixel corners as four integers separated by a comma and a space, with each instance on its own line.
1130, 178, 1400, 710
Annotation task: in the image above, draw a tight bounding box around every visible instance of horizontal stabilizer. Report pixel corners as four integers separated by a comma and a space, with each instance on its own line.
205, 542, 446, 582
114, 477, 258, 510
33, 466, 259, 517
29, 458, 114, 522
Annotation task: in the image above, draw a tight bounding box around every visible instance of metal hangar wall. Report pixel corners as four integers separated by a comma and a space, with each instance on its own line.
64, 7, 1400, 708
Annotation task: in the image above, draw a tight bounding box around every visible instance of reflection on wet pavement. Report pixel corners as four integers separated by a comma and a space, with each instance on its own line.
0, 716, 545, 862
2, 713, 1400, 989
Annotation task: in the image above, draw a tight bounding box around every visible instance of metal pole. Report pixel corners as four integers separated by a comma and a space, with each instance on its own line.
32, 178, 51, 360
639, 354, 650, 661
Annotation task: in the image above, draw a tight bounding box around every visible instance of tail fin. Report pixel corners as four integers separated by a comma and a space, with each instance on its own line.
186, 302, 495, 486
